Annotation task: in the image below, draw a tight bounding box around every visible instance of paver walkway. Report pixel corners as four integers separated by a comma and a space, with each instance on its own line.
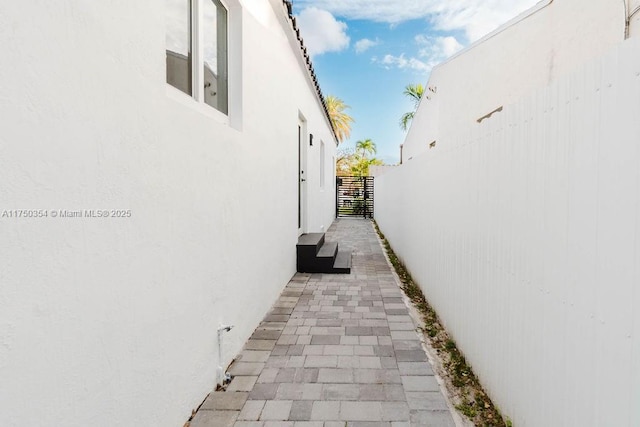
189, 219, 457, 427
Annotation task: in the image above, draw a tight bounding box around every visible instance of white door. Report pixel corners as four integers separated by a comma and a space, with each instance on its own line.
298, 117, 307, 235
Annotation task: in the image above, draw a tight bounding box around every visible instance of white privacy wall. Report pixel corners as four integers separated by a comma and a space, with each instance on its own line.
375, 37, 640, 426
402, 0, 625, 161
0, 1, 335, 426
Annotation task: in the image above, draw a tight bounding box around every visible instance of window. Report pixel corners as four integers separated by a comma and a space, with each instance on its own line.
203, 0, 228, 113
165, 0, 192, 96
166, 0, 229, 115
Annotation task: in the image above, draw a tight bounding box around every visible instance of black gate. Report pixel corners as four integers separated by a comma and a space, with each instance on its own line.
336, 176, 374, 218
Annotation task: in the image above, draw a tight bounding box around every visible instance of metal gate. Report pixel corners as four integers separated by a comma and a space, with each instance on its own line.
336, 176, 374, 218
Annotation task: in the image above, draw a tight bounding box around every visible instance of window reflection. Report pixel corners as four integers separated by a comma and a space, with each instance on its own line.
166, 0, 191, 95
203, 0, 228, 114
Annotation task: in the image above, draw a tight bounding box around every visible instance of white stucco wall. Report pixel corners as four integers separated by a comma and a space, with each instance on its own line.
376, 36, 640, 426
369, 165, 397, 178
403, 0, 627, 161
0, 1, 336, 426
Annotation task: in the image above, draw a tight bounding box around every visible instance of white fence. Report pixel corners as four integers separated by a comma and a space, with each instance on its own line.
375, 37, 640, 426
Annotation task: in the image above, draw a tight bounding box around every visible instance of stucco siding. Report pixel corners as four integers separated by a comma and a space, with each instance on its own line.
0, 1, 336, 426
376, 36, 640, 426
403, 0, 626, 161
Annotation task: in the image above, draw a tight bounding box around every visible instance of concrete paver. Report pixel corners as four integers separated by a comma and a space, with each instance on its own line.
238, 399, 265, 420
201, 392, 248, 410
190, 410, 238, 427
188, 219, 457, 427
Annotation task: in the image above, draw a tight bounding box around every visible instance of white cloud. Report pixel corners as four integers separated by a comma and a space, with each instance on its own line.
416, 35, 464, 61
373, 35, 463, 75
375, 54, 431, 73
415, 35, 464, 71
296, 8, 350, 57
354, 38, 379, 54
293, 0, 539, 42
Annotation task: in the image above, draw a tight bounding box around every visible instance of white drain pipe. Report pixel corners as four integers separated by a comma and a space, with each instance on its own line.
217, 324, 234, 386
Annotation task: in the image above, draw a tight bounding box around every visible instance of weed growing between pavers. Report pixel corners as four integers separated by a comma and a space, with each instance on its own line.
373, 220, 510, 427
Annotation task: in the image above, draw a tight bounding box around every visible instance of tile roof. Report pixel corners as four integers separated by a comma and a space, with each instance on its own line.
282, 0, 338, 143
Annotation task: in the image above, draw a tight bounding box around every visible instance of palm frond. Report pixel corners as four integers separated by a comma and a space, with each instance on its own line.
400, 83, 424, 131
325, 95, 355, 144
400, 111, 415, 131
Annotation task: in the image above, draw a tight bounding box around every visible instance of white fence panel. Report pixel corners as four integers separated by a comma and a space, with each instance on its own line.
374, 37, 640, 426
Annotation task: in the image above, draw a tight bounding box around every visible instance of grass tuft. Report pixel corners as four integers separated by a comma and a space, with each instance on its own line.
373, 220, 510, 427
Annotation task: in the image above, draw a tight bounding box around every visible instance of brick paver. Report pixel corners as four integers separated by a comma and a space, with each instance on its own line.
190, 219, 456, 427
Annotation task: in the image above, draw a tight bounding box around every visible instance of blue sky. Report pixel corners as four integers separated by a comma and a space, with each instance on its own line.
292, 0, 539, 164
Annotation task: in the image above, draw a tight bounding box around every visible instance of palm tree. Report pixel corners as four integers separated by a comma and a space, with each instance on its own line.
399, 83, 425, 131
336, 139, 383, 177
325, 95, 354, 144
352, 139, 380, 177
351, 156, 383, 177
355, 138, 376, 157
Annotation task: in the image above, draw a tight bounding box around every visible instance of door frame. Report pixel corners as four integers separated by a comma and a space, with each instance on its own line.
298, 113, 308, 235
